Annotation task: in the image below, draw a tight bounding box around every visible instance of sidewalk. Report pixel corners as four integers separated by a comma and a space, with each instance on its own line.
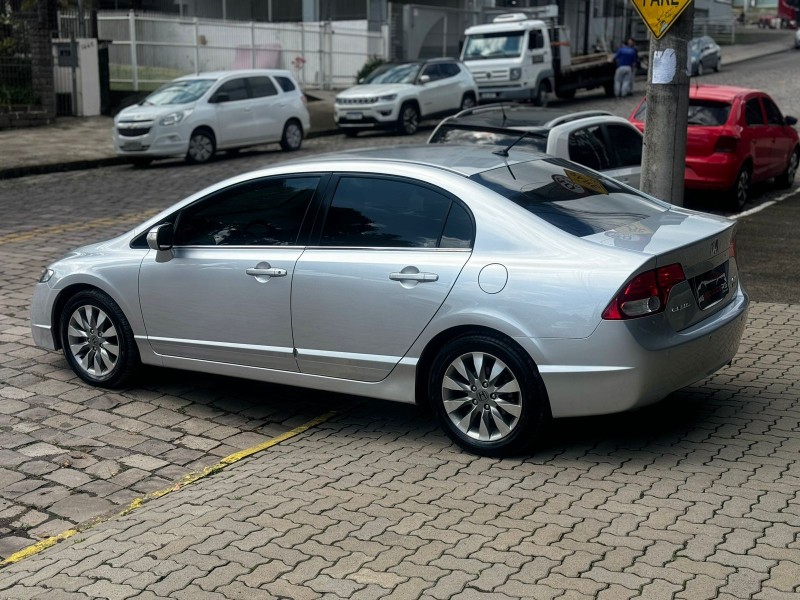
0, 34, 794, 179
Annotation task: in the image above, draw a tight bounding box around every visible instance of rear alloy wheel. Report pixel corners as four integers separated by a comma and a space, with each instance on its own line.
61, 290, 139, 388
728, 166, 750, 211
428, 333, 550, 457
186, 129, 216, 163
776, 149, 799, 189
280, 119, 303, 152
397, 103, 420, 135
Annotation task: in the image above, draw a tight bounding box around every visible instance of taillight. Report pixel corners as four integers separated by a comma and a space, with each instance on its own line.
714, 135, 739, 153
728, 235, 736, 259
602, 263, 686, 320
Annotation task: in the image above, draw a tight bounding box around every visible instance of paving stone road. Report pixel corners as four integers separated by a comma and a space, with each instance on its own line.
1, 55, 800, 597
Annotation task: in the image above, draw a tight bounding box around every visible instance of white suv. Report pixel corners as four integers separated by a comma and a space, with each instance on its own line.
113, 69, 310, 166
334, 58, 478, 136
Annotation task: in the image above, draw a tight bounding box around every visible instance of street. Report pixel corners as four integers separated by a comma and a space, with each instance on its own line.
0, 50, 799, 599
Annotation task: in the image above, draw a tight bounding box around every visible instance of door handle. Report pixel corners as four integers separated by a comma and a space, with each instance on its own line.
246, 267, 287, 277
389, 272, 438, 282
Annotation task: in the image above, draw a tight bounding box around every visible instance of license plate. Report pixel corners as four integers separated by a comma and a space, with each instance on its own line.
345, 111, 363, 120
693, 264, 729, 310
481, 92, 498, 99
121, 141, 143, 151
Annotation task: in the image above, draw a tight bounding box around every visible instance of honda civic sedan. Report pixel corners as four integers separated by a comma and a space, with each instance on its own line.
31, 146, 748, 456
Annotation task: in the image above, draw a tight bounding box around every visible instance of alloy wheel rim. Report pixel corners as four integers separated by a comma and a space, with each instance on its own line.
67, 305, 119, 378
189, 135, 212, 161
286, 124, 302, 149
442, 352, 522, 442
737, 171, 749, 205
403, 108, 418, 133
788, 153, 799, 182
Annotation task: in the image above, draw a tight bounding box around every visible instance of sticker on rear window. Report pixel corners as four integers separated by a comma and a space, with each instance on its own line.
565, 169, 607, 195
552, 174, 585, 194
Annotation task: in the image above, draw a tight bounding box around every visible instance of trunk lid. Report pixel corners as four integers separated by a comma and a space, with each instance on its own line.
584, 208, 739, 331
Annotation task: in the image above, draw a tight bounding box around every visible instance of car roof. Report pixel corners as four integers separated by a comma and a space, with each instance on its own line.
441, 105, 613, 130
688, 84, 755, 101
299, 144, 546, 177
175, 69, 295, 81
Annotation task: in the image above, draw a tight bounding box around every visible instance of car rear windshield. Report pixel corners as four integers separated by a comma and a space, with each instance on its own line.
634, 99, 731, 126
471, 158, 668, 237
430, 126, 548, 152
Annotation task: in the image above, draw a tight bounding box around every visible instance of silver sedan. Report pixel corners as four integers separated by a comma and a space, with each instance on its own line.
31, 146, 749, 456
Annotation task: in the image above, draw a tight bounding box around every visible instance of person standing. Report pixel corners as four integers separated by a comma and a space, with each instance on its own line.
613, 38, 638, 98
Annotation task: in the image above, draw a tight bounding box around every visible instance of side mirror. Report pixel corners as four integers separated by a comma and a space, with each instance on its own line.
357, 77, 365, 84
147, 223, 174, 251
785, 115, 797, 126
211, 92, 230, 103
419, 74, 431, 84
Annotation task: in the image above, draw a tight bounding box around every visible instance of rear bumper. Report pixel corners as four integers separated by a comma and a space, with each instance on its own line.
684, 153, 740, 190
523, 285, 749, 418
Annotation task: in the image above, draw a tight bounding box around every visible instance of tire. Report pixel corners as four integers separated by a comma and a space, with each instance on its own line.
775, 148, 799, 189
697, 62, 704, 77
428, 333, 550, 457
280, 119, 303, 152
714, 56, 722, 72
460, 93, 476, 111
397, 102, 420, 135
127, 157, 152, 168
532, 82, 549, 107
186, 128, 216, 164
728, 165, 750, 211
60, 289, 140, 388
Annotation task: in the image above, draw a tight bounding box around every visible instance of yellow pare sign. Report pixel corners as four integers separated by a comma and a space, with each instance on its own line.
565, 169, 607, 195
631, 0, 693, 40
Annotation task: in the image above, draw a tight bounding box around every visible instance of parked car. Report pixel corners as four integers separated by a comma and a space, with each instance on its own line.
429, 105, 644, 188
629, 85, 800, 209
334, 58, 478, 136
689, 36, 722, 76
31, 146, 748, 457
113, 69, 310, 166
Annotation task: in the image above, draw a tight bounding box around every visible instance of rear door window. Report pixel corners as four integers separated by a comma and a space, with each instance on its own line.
319, 176, 472, 248
762, 97, 784, 125
471, 158, 667, 237
568, 125, 613, 171
248, 76, 278, 98
274, 76, 296, 92
687, 100, 731, 126
745, 98, 765, 126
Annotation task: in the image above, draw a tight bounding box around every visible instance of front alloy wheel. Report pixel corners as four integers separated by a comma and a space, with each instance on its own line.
776, 149, 799, 189
398, 103, 419, 135
61, 290, 139, 388
186, 130, 215, 163
429, 333, 550, 456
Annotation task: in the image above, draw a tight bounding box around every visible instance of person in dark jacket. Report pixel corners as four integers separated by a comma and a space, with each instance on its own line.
613, 38, 638, 97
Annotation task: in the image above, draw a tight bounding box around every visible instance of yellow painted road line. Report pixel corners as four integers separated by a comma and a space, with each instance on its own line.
0, 210, 158, 247
0, 410, 338, 568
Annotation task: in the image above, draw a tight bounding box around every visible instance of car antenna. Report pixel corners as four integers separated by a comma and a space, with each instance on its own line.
500, 102, 507, 127
492, 130, 529, 157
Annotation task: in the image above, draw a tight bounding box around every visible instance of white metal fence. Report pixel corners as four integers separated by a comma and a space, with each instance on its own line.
60, 11, 388, 91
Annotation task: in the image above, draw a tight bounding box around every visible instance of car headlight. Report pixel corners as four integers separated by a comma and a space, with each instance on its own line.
39, 268, 54, 283
510, 68, 521, 81
378, 94, 397, 102
159, 110, 191, 126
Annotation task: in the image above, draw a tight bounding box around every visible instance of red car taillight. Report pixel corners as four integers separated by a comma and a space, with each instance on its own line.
728, 235, 736, 259
714, 135, 739, 153
602, 263, 686, 320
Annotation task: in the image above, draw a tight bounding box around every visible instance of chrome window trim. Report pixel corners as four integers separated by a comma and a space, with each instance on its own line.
304, 246, 473, 252
171, 244, 307, 250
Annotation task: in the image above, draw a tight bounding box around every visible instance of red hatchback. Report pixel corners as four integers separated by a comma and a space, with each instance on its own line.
629, 85, 799, 209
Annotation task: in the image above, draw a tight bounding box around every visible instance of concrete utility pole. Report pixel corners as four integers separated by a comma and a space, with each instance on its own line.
640, 4, 694, 207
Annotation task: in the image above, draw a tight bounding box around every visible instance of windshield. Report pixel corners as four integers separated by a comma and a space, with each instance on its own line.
471, 158, 667, 237
463, 31, 524, 60
430, 126, 548, 152
362, 63, 421, 84
143, 79, 216, 105
634, 99, 731, 126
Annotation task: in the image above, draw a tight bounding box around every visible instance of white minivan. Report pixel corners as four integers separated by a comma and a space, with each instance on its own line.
113, 69, 310, 166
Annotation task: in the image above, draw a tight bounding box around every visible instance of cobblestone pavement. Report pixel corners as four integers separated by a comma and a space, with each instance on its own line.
1, 89, 799, 596
0, 301, 798, 599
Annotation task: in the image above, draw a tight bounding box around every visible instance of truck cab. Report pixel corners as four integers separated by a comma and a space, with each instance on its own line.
461, 13, 554, 105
